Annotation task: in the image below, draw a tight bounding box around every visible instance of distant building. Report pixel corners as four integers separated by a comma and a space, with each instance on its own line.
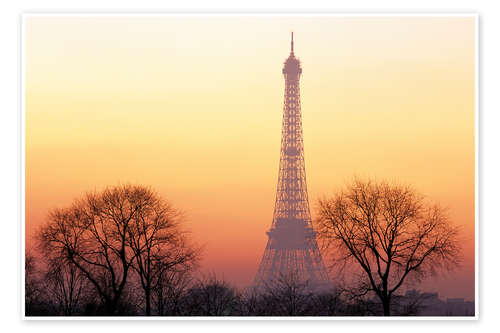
392, 289, 475, 316
445, 297, 475, 316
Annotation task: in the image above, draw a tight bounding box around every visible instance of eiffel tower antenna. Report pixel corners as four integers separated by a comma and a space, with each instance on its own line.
254, 34, 330, 290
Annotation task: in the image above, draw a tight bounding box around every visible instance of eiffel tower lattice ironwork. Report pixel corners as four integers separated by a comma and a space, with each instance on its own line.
254, 33, 330, 289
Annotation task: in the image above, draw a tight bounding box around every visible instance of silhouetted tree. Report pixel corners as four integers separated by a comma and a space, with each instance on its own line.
43, 258, 89, 315
310, 290, 343, 316
390, 291, 431, 316
259, 272, 314, 316
239, 287, 267, 316
37, 184, 199, 315
152, 265, 193, 315
182, 275, 240, 316
25, 251, 50, 315
316, 179, 461, 316
125, 188, 199, 315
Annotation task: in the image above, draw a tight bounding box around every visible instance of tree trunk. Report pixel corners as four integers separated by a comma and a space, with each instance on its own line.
104, 300, 116, 316
104, 294, 122, 316
145, 288, 151, 316
382, 298, 391, 316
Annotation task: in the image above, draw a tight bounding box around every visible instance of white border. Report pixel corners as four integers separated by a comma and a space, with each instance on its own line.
20, 12, 479, 321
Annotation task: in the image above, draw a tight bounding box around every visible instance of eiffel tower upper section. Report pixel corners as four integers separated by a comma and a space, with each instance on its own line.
272, 32, 312, 230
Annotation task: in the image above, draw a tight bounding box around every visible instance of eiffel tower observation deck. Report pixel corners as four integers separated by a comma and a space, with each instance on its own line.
254, 33, 331, 290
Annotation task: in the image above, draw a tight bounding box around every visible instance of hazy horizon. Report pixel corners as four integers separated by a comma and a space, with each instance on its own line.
25, 15, 475, 301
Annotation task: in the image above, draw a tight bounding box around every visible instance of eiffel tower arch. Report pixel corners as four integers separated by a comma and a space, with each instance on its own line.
254, 33, 331, 290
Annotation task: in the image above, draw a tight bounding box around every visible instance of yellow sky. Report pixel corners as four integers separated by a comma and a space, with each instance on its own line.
25, 16, 475, 300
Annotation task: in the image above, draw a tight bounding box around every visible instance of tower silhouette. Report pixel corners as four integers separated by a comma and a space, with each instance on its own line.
254, 33, 330, 289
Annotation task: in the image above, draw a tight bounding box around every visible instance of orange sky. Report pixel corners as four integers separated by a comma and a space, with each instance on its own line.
25, 15, 475, 300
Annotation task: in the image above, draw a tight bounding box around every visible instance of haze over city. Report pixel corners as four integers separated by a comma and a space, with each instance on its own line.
25, 16, 475, 302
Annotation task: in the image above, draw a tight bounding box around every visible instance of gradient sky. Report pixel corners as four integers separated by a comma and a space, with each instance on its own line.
25, 15, 475, 300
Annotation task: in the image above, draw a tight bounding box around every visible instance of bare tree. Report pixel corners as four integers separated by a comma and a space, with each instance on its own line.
183, 275, 240, 316
310, 289, 343, 316
316, 179, 461, 316
43, 258, 89, 315
259, 272, 313, 316
390, 290, 437, 316
25, 251, 47, 315
37, 184, 198, 315
125, 191, 199, 315
152, 268, 192, 315
239, 287, 267, 316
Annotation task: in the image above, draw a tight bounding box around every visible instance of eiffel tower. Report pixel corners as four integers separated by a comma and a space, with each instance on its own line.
254, 33, 330, 289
